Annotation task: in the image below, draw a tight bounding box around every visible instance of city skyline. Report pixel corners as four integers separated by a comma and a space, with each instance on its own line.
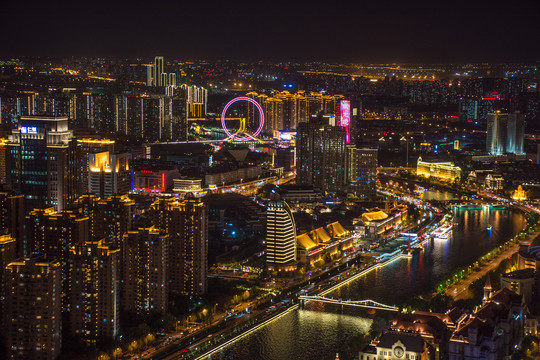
1, 1, 540, 356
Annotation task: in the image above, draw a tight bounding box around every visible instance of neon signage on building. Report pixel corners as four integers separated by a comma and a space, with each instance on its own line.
339, 100, 351, 143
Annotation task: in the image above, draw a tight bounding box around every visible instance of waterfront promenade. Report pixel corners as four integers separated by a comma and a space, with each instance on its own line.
442, 229, 540, 301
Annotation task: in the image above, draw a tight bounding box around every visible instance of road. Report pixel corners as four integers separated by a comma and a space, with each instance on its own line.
443, 229, 540, 301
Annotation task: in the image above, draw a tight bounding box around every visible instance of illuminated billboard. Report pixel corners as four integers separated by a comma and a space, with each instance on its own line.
340, 100, 351, 143
20, 126, 38, 134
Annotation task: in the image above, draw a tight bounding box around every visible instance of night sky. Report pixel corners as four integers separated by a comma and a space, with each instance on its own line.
2, 0, 539, 62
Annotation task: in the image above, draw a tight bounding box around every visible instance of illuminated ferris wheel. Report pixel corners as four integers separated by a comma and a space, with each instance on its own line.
220, 97, 264, 141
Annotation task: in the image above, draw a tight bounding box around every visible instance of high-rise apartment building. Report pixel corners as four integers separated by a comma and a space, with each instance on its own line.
26, 207, 90, 258
74, 194, 134, 248
182, 85, 208, 119
0, 235, 17, 287
296, 118, 347, 194
154, 56, 164, 87
146, 64, 154, 87
146, 56, 176, 88
123, 227, 168, 315
7, 116, 74, 211
345, 146, 378, 199
69, 240, 119, 345
88, 152, 131, 199
151, 197, 207, 295
74, 138, 115, 196
266, 199, 297, 271
73, 194, 100, 238
0, 138, 10, 185
95, 195, 134, 247
26, 207, 90, 306
486, 111, 525, 155
114, 94, 187, 141
486, 111, 508, 155
0, 191, 24, 256
247, 91, 343, 133
506, 113, 525, 155
0, 234, 17, 337
5, 254, 62, 360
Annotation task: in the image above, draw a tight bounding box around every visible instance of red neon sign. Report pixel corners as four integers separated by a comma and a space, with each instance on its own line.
339, 100, 351, 143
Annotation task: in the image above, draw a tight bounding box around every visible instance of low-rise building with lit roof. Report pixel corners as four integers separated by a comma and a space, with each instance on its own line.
296, 221, 352, 266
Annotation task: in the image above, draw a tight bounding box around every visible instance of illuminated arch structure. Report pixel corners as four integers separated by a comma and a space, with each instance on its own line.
221, 97, 264, 142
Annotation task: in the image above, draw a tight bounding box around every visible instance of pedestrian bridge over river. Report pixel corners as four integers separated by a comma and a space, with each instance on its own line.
298, 295, 399, 312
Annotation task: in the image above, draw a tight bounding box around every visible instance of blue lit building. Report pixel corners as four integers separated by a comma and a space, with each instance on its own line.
8, 116, 73, 211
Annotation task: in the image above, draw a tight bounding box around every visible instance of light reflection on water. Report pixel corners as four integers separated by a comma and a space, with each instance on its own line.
422, 190, 458, 201
212, 207, 525, 360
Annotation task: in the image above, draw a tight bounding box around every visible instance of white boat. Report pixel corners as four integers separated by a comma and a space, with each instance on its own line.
432, 224, 453, 241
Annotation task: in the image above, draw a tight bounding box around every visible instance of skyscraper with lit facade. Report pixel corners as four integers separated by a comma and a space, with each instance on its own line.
0, 234, 16, 339
486, 111, 525, 155
114, 94, 187, 141
345, 146, 378, 199
247, 91, 343, 134
182, 85, 208, 119
7, 116, 73, 211
266, 199, 297, 271
122, 227, 168, 315
0, 191, 24, 256
74, 138, 115, 196
296, 117, 346, 194
486, 111, 508, 155
151, 197, 207, 296
0, 138, 10, 185
154, 56, 164, 87
506, 112, 525, 155
5, 254, 62, 360
146, 56, 176, 88
69, 240, 120, 345
88, 152, 131, 199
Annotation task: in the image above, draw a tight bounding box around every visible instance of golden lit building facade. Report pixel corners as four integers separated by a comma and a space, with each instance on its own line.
247, 91, 344, 134
74, 138, 115, 197
88, 151, 131, 199
416, 157, 462, 182
358, 205, 408, 240
296, 222, 352, 266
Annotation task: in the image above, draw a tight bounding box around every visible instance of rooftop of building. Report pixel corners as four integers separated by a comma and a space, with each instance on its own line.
502, 268, 536, 280
296, 222, 350, 251
277, 185, 322, 193
452, 287, 523, 343
391, 313, 447, 340
20, 115, 69, 121
406, 308, 464, 330
452, 316, 495, 344
520, 245, 540, 260
375, 330, 426, 353
362, 210, 389, 222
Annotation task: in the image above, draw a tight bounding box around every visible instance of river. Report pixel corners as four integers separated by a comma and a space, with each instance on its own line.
208, 206, 525, 360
